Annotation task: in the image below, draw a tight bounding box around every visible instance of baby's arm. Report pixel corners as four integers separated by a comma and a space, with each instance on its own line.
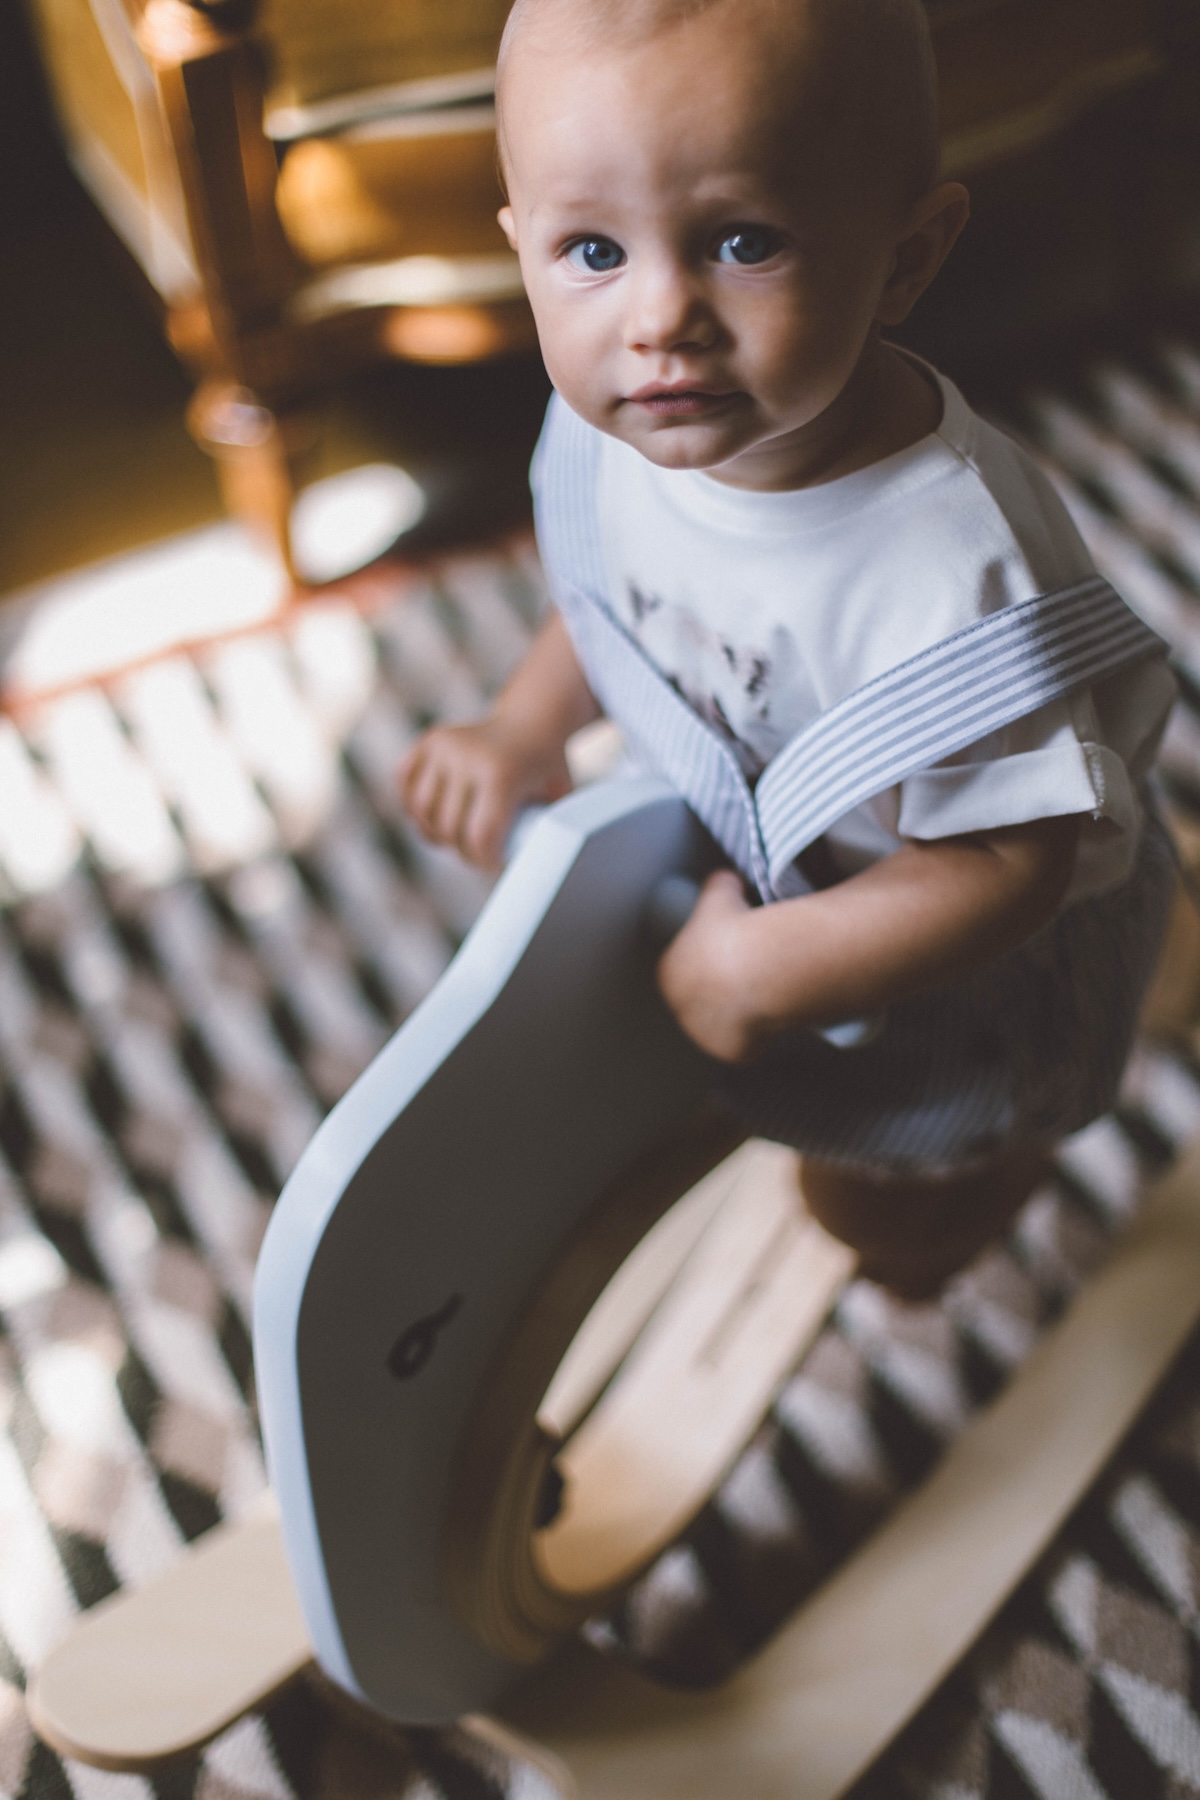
659, 815, 1081, 1062
398, 611, 600, 868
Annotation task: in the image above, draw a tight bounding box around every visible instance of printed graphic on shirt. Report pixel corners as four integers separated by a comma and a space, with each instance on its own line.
622, 579, 775, 778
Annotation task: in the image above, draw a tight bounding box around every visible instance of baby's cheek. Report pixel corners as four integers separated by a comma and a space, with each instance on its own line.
545, 355, 610, 432
535, 303, 618, 416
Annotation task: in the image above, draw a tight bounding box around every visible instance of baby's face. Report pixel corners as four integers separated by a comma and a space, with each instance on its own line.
500, 11, 912, 489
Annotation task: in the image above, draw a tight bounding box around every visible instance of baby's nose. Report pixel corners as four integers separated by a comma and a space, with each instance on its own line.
625, 260, 717, 353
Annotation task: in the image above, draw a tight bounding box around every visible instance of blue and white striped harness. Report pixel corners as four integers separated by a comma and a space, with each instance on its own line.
534, 396, 1167, 902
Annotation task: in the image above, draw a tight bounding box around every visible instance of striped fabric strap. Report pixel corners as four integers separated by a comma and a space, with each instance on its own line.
560, 584, 776, 893
756, 575, 1167, 892
534, 396, 778, 895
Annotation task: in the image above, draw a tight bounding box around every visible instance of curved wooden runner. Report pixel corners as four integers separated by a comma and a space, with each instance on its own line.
499, 1136, 1200, 1797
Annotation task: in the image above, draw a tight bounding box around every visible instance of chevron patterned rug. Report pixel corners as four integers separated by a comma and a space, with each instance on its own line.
4, 343, 1200, 1800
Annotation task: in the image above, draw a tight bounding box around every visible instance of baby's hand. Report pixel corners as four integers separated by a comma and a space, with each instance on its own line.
656, 870, 767, 1063
397, 715, 572, 870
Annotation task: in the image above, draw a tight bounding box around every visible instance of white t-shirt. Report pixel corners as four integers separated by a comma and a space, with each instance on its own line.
596, 362, 1175, 902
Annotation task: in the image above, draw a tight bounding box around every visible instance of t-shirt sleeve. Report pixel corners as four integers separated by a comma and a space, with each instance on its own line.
882, 402, 1177, 892
894, 656, 1176, 891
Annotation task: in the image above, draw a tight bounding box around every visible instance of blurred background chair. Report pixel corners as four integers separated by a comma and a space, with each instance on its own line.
22, 0, 531, 578
17, 0, 1197, 580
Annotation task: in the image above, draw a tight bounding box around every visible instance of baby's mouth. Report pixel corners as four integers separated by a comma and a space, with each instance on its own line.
626, 385, 737, 418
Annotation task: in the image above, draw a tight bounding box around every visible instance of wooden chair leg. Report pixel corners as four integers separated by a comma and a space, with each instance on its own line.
187, 379, 308, 582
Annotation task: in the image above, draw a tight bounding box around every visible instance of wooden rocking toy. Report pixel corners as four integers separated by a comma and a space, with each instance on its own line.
27, 777, 1200, 1799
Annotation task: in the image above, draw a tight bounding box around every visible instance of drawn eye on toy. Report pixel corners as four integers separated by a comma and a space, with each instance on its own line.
386, 1293, 464, 1379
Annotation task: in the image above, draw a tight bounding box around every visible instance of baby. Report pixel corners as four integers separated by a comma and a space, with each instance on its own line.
400, 0, 1176, 1295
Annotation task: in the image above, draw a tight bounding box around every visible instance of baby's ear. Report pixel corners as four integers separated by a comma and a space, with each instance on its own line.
876, 182, 970, 328
498, 206, 519, 251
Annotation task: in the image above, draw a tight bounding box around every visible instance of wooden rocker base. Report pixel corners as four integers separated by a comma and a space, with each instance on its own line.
29, 1138, 1200, 1795
27, 1498, 309, 1771
499, 1135, 1200, 1798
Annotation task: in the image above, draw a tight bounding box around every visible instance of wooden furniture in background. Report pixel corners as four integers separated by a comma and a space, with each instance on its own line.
22, 0, 1169, 577
24, 0, 528, 576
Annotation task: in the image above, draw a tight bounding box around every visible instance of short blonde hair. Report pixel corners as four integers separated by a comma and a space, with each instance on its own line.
497, 0, 941, 209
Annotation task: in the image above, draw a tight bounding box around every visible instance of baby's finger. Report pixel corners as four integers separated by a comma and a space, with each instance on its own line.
405, 756, 448, 839
395, 734, 419, 781
395, 737, 422, 803
461, 778, 511, 871
432, 768, 474, 851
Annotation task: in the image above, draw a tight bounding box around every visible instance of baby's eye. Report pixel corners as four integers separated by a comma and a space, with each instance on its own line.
565, 237, 626, 274
715, 227, 782, 266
